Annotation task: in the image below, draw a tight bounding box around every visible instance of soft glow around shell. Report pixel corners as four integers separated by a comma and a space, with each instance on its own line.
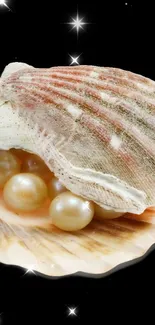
94, 204, 125, 220
49, 191, 94, 231
0, 150, 21, 189
48, 176, 67, 200
3, 173, 48, 212
21, 154, 53, 182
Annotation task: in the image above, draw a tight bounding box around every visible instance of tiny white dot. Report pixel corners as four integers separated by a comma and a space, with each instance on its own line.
110, 134, 122, 150
66, 104, 82, 119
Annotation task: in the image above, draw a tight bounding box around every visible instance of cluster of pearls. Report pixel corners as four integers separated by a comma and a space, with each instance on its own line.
0, 149, 124, 231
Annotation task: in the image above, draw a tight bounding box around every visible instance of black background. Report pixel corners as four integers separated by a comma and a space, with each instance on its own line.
0, 0, 154, 322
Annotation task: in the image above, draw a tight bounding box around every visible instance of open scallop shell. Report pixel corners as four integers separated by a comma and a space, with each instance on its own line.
0, 62, 155, 276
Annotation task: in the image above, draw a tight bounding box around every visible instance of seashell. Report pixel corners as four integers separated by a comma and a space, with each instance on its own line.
0, 61, 155, 276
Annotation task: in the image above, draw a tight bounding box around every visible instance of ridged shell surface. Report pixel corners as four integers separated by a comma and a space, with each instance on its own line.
0, 215, 154, 276
1, 62, 155, 215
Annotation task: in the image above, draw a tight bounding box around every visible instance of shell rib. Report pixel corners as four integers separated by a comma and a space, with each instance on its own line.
1, 62, 155, 216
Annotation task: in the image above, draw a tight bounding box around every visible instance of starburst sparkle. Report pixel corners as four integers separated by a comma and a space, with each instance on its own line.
23, 264, 36, 276
65, 11, 89, 37
69, 54, 81, 65
68, 307, 77, 316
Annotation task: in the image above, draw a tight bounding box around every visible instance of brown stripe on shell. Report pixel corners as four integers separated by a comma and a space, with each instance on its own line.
3, 82, 155, 165
10, 80, 155, 164
5, 67, 155, 105
4, 84, 154, 162
17, 64, 155, 90
9, 71, 155, 139
20, 72, 155, 106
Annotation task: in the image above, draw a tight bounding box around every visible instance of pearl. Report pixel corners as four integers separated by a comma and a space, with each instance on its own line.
49, 191, 94, 231
0, 150, 21, 189
21, 154, 53, 182
48, 176, 66, 200
3, 173, 48, 212
94, 204, 125, 220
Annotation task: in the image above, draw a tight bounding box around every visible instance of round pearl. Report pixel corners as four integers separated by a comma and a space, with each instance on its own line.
94, 204, 125, 220
48, 176, 66, 200
3, 173, 48, 212
49, 191, 94, 231
0, 150, 21, 189
21, 154, 53, 182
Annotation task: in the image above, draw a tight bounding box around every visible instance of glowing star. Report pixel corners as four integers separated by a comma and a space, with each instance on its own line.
125, 2, 132, 7
65, 10, 89, 38
68, 14, 87, 33
0, 0, 10, 9
68, 307, 77, 316
69, 54, 81, 65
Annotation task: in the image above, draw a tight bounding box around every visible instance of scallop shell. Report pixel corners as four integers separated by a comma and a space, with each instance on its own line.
0, 62, 155, 277
1, 62, 155, 215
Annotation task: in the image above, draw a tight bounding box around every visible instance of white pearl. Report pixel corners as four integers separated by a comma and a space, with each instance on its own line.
0, 150, 21, 189
49, 191, 94, 231
3, 173, 48, 212
48, 176, 66, 200
94, 204, 125, 220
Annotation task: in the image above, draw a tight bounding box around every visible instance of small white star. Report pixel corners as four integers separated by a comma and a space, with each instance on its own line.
68, 307, 77, 316
24, 268, 35, 275
22, 264, 37, 276
125, 2, 132, 6
69, 54, 81, 65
